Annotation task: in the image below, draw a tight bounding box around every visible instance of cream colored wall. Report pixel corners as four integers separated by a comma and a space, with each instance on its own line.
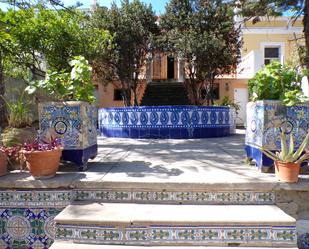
242, 33, 303, 61
213, 79, 248, 105
244, 18, 302, 28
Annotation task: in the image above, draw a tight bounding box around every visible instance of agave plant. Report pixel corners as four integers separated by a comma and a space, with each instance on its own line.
256, 131, 309, 164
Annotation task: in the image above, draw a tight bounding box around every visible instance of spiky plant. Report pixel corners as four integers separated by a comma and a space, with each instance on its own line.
256, 131, 309, 164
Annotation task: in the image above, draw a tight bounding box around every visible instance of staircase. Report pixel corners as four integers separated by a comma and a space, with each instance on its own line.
50, 190, 297, 248
140, 81, 190, 106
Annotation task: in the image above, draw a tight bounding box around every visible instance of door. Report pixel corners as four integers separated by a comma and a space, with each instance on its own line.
167, 56, 175, 79
233, 88, 248, 126
152, 54, 161, 80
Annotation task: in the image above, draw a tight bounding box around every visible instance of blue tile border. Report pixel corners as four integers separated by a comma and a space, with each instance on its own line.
99, 106, 236, 139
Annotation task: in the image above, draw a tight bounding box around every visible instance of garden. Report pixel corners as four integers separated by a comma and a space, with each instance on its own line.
0, 0, 308, 181
0, 1, 308, 249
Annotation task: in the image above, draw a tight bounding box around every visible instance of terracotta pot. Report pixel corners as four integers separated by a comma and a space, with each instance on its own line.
23, 148, 62, 179
275, 161, 300, 183
0, 151, 7, 176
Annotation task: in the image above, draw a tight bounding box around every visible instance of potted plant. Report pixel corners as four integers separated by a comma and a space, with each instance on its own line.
255, 130, 309, 183
22, 138, 63, 179
245, 61, 309, 171
26, 56, 97, 171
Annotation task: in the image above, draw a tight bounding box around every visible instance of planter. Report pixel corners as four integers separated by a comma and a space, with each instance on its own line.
275, 161, 300, 183
23, 148, 62, 179
245, 100, 309, 171
0, 151, 7, 176
38, 101, 98, 171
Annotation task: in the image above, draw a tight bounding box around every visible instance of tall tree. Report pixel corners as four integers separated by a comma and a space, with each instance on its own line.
160, 0, 242, 105
92, 0, 159, 106
237, 0, 309, 70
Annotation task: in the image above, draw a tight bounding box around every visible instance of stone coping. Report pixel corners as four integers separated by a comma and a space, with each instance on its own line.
1, 131, 309, 191
1, 170, 309, 191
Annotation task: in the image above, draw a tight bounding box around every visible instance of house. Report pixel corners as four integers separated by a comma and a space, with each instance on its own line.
96, 16, 305, 126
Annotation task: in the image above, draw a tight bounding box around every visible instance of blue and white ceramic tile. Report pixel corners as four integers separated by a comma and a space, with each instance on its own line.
39, 101, 97, 150
99, 106, 236, 138
246, 101, 309, 150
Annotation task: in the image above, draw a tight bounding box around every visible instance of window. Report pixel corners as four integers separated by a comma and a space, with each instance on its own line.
114, 89, 123, 101
201, 84, 220, 100
264, 47, 280, 65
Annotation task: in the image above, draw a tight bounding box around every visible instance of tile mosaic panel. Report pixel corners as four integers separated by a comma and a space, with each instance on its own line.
57, 225, 123, 244
39, 102, 97, 150
54, 224, 296, 246
75, 190, 275, 204
100, 106, 234, 128
245, 100, 309, 168
0, 190, 275, 207
99, 106, 236, 139
38, 101, 98, 170
0, 190, 74, 208
0, 189, 277, 249
0, 208, 62, 249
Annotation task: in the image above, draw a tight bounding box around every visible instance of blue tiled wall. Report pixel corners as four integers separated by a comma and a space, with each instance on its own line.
99, 106, 236, 139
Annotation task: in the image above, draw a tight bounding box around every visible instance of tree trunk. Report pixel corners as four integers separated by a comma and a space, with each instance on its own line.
0, 52, 7, 129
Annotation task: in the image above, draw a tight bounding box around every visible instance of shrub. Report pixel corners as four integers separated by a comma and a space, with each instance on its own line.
248, 61, 305, 103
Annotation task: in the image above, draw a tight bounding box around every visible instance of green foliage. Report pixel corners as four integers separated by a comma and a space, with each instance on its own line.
283, 89, 309, 106
26, 56, 95, 103
3, 89, 33, 128
221, 96, 240, 114
257, 130, 309, 164
91, 0, 159, 106
160, 0, 242, 106
248, 61, 304, 102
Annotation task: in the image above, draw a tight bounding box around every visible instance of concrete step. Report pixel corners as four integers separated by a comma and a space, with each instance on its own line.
54, 203, 296, 247
50, 241, 297, 249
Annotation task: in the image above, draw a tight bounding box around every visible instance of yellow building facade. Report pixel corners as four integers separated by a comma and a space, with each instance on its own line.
97, 17, 304, 125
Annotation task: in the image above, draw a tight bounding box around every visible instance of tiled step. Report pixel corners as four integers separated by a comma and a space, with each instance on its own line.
50, 241, 297, 249
54, 203, 296, 247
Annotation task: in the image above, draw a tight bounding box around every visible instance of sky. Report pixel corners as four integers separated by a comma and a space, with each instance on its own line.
0, 0, 169, 14
0, 0, 294, 16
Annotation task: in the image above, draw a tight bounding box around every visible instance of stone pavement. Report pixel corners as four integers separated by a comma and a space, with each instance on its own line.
1, 129, 309, 191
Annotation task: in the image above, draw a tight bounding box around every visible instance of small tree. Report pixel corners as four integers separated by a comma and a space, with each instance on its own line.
160, 0, 242, 105
92, 0, 159, 106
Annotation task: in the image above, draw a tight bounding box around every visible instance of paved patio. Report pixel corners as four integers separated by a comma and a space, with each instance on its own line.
1, 129, 309, 191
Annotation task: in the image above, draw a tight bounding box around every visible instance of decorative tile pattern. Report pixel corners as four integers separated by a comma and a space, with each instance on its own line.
99, 106, 236, 139
245, 101, 309, 168
75, 190, 275, 204
57, 225, 123, 243
0, 190, 74, 208
0, 208, 62, 249
55, 224, 296, 246
299, 232, 309, 249
38, 101, 98, 170
0, 189, 278, 249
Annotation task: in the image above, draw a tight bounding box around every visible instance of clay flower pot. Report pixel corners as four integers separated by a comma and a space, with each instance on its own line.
23, 148, 62, 179
0, 151, 7, 176
275, 161, 300, 183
